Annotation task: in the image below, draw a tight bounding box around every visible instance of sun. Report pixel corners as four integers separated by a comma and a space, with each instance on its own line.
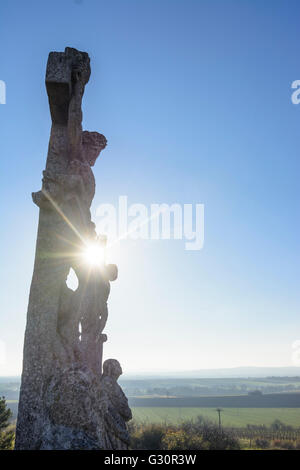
82, 242, 106, 266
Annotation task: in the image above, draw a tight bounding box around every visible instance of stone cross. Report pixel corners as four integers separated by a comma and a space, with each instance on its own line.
15, 48, 131, 450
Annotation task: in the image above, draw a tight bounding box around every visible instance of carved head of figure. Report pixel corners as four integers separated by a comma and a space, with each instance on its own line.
82, 131, 107, 166
102, 359, 123, 380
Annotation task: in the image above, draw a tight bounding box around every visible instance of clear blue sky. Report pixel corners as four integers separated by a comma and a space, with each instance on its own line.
0, 0, 299, 375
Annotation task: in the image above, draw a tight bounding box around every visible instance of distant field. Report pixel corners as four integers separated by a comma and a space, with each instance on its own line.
6, 400, 300, 428
132, 407, 300, 428
129, 392, 300, 408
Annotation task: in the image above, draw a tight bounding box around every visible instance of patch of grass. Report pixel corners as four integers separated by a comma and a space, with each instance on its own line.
132, 407, 300, 428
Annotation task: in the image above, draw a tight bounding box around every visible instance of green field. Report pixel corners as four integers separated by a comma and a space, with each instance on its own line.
132, 407, 300, 428
7, 399, 300, 428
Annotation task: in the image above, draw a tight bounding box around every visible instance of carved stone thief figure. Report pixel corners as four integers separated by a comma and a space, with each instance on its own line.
100, 359, 132, 450
15, 48, 131, 450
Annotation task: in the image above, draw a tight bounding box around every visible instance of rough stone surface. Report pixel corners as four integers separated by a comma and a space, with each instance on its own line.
15, 47, 131, 450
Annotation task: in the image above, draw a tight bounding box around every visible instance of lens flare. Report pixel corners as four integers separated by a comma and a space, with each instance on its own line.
82, 243, 105, 266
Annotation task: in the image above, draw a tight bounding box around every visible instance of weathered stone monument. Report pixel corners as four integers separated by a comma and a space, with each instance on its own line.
15, 47, 132, 450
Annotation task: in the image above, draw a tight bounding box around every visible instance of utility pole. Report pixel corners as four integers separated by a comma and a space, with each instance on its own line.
216, 408, 223, 430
